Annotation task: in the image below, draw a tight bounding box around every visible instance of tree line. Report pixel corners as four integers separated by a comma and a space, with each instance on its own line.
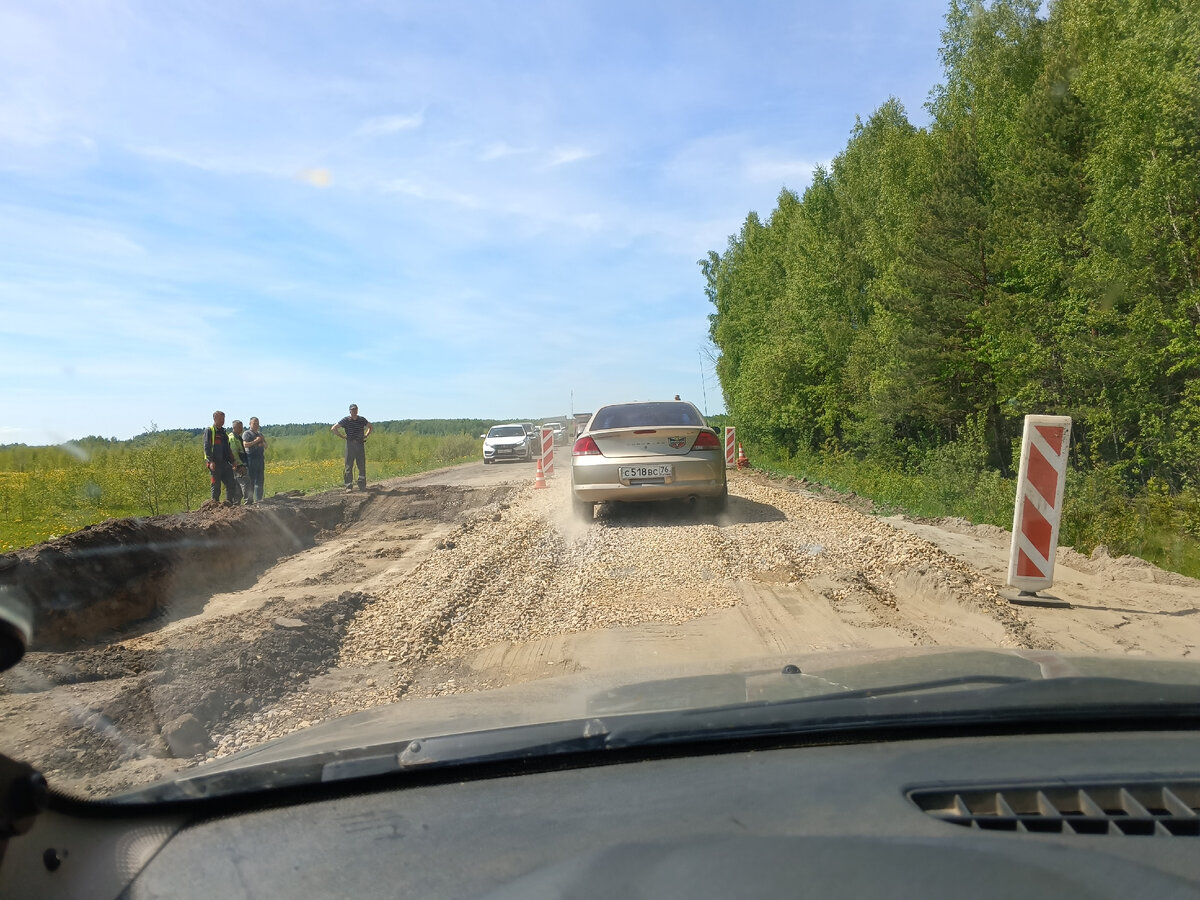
703, 0, 1199, 498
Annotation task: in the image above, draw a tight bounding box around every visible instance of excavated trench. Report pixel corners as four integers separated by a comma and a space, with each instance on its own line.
2, 493, 356, 650
1, 483, 514, 651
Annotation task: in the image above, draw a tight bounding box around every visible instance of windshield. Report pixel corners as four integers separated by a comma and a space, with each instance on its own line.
2, 0, 1198, 804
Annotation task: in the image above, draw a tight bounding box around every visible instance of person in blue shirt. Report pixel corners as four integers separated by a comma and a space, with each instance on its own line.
242, 416, 268, 503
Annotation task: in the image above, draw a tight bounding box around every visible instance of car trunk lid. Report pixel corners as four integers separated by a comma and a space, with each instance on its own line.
590, 427, 708, 458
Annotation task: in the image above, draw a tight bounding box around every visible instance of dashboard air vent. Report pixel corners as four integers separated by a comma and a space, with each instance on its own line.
910, 781, 1200, 837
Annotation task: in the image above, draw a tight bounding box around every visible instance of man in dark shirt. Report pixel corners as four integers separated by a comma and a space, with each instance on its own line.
331, 403, 373, 491
203, 410, 241, 503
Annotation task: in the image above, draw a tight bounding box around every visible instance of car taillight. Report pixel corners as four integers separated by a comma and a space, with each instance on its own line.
692, 431, 720, 449
573, 436, 601, 456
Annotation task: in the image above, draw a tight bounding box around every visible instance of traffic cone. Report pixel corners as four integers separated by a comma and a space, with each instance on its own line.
533, 457, 547, 489
737, 443, 749, 469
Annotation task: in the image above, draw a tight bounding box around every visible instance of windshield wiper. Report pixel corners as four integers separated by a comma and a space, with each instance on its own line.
106, 675, 1200, 805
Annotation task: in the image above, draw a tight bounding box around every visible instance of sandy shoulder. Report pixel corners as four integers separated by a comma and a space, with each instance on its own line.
884, 516, 1200, 659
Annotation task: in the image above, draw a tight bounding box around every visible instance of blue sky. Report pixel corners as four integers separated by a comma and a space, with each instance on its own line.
1, 0, 949, 446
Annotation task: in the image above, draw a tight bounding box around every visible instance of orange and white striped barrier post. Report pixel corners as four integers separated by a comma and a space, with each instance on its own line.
725, 427, 736, 467
1007, 415, 1072, 595
540, 427, 555, 477
533, 457, 547, 489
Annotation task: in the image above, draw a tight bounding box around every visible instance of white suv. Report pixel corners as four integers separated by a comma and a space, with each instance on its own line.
482, 424, 535, 464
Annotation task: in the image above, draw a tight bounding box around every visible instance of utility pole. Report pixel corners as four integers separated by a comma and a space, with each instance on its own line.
698, 349, 709, 417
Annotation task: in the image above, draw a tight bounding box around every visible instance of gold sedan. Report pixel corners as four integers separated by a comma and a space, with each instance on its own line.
570, 400, 728, 520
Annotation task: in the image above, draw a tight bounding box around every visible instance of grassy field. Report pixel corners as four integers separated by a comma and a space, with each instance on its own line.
0, 431, 479, 553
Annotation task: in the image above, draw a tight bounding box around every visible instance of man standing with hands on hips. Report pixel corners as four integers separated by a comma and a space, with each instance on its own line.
331, 403, 372, 491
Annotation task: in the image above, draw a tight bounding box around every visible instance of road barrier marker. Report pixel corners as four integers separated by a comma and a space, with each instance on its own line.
725, 427, 736, 467
533, 457, 547, 489
1007, 415, 1072, 595
540, 427, 555, 477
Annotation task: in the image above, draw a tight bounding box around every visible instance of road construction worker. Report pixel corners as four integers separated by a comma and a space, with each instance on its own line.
230, 419, 250, 504
203, 410, 241, 503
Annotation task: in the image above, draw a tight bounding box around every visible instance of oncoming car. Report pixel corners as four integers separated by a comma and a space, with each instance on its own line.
482, 423, 534, 464
570, 400, 728, 520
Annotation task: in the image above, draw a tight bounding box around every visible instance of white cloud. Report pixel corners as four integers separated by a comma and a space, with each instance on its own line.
132, 144, 280, 178
354, 112, 424, 137
380, 177, 484, 211
381, 178, 426, 198
479, 141, 531, 161
547, 146, 594, 166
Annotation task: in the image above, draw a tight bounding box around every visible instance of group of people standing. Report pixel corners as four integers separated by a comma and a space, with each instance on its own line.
204, 411, 267, 504
203, 403, 374, 504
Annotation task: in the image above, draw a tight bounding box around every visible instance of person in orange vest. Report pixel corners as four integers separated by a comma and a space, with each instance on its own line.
230, 419, 250, 504
203, 410, 242, 504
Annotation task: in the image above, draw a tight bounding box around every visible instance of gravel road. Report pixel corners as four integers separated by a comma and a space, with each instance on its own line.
201, 467, 1044, 760
4, 460, 1198, 796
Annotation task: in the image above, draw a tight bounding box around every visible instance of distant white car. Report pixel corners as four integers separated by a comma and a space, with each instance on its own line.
542, 422, 566, 445
483, 424, 534, 464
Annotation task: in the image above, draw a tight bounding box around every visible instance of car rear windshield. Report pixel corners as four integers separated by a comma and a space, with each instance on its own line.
488, 426, 525, 437
590, 403, 706, 430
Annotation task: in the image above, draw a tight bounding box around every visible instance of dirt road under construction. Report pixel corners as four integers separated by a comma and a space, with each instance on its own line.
3, 460, 1199, 797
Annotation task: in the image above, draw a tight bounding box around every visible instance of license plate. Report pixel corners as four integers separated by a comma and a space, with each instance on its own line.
620, 464, 672, 479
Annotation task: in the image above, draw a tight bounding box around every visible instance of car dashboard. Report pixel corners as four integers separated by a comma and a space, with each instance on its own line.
4, 728, 1200, 898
